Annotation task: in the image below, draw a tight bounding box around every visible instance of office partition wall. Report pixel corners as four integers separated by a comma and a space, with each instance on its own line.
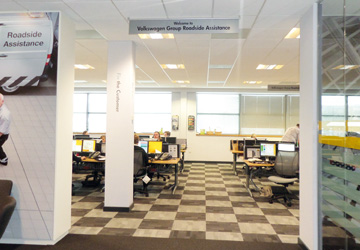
320, 1, 360, 249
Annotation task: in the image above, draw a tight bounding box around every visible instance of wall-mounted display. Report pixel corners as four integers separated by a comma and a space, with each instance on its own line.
172, 115, 179, 130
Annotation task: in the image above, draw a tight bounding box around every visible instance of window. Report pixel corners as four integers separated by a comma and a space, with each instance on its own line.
73, 93, 107, 132
134, 93, 172, 133
241, 95, 285, 135
196, 93, 240, 134
321, 96, 346, 136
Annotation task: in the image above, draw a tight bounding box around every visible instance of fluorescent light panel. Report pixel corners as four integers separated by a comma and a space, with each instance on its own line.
74, 80, 87, 83
138, 33, 174, 39
256, 64, 283, 70
172, 80, 190, 84
244, 81, 262, 84
74, 64, 95, 70
285, 28, 300, 39
332, 65, 360, 70
136, 80, 156, 84
161, 64, 185, 69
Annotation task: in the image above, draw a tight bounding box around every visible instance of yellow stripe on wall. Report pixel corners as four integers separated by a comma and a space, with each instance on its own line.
319, 135, 360, 150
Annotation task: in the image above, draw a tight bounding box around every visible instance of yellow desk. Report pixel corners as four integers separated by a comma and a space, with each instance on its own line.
243, 160, 275, 197
231, 150, 243, 175
149, 158, 180, 194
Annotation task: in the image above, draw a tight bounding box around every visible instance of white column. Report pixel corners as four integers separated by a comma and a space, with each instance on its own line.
299, 3, 320, 250
104, 41, 135, 211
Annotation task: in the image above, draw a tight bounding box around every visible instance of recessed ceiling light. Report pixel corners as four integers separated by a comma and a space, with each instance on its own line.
209, 65, 232, 69
161, 64, 185, 69
172, 80, 190, 84
256, 64, 283, 70
102, 80, 107, 83
138, 33, 174, 39
136, 80, 156, 84
285, 28, 300, 39
332, 65, 360, 70
208, 81, 225, 84
74, 80, 87, 83
244, 81, 262, 84
74, 64, 95, 70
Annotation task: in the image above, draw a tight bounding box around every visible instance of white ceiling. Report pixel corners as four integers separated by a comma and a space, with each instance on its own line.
2, 0, 321, 90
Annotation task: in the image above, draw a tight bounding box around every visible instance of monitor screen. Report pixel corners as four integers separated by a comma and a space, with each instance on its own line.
139, 135, 150, 140
244, 146, 260, 159
260, 143, 277, 157
138, 141, 148, 152
165, 137, 176, 144
278, 142, 295, 152
72, 140, 83, 152
148, 141, 162, 154
244, 138, 256, 147
82, 139, 96, 153
73, 134, 90, 139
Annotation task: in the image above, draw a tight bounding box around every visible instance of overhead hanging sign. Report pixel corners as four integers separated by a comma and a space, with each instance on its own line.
268, 85, 300, 91
129, 19, 239, 34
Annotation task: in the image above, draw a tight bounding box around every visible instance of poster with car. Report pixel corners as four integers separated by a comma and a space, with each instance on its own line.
0, 12, 58, 95
0, 12, 59, 241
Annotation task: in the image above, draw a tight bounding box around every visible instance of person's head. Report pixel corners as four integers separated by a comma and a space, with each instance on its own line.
153, 131, 160, 140
82, 130, 89, 135
296, 124, 300, 128
100, 135, 106, 143
164, 131, 171, 137
134, 134, 139, 144
250, 133, 256, 139
0, 93, 4, 108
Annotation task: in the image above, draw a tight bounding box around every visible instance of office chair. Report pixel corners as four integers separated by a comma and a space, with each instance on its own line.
134, 150, 151, 197
0, 180, 16, 239
268, 151, 299, 207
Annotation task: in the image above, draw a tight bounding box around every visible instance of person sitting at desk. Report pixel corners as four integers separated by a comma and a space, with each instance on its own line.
134, 134, 149, 172
153, 131, 161, 141
82, 130, 89, 135
164, 131, 171, 137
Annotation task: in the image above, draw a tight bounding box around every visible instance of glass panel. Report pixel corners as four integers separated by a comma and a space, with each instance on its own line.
197, 93, 239, 114
88, 94, 107, 112
88, 114, 106, 132
134, 114, 171, 133
321, 1, 360, 249
286, 95, 300, 129
73, 113, 86, 132
73, 94, 87, 113
197, 114, 239, 134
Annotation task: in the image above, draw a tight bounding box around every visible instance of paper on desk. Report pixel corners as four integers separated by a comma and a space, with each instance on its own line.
98, 157, 106, 161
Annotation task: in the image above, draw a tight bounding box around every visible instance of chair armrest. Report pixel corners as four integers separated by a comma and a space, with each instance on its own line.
0, 196, 16, 239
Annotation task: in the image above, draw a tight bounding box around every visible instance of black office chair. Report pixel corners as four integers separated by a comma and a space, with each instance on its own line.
0, 180, 17, 239
268, 151, 299, 207
134, 150, 151, 197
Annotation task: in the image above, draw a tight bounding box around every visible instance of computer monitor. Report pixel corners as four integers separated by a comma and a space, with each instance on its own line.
254, 139, 267, 146
260, 142, 277, 160
243, 138, 256, 147
72, 140, 83, 152
165, 137, 176, 143
147, 141, 162, 154
139, 135, 150, 140
82, 139, 96, 153
73, 134, 90, 139
277, 142, 296, 152
138, 141, 148, 153
244, 145, 260, 159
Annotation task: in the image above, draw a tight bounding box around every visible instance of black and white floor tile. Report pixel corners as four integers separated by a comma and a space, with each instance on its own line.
71, 163, 303, 244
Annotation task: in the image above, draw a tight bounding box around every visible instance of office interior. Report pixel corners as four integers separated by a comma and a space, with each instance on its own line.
1, 1, 360, 250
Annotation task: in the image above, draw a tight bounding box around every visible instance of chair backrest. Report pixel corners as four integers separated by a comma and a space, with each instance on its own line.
274, 151, 299, 177
134, 150, 145, 176
0, 180, 13, 196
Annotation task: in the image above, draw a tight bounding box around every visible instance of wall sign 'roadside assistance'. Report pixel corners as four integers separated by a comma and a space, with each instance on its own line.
0, 12, 58, 94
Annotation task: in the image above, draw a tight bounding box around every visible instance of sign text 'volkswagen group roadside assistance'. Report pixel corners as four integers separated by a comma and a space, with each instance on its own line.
0, 13, 57, 94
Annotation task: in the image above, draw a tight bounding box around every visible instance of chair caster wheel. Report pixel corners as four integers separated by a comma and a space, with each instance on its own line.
269, 200, 273, 204
286, 201, 292, 207
163, 178, 166, 181
167, 176, 170, 179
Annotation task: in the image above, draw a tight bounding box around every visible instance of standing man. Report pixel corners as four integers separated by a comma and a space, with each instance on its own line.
0, 94, 11, 166
281, 124, 300, 145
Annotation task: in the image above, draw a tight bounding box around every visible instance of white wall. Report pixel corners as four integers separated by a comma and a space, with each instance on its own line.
299, 3, 320, 250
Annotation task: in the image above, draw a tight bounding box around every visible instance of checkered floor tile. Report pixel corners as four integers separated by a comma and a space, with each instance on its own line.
71, 163, 300, 244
